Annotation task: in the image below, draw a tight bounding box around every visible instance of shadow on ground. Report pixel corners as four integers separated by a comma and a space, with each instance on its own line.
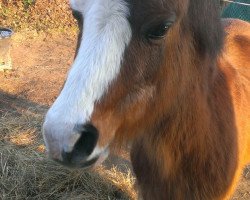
0, 90, 136, 200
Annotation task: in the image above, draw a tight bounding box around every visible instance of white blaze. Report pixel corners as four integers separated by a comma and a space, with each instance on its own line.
43, 0, 132, 158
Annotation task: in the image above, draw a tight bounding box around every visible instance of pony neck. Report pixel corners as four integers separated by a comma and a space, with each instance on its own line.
131, 55, 238, 199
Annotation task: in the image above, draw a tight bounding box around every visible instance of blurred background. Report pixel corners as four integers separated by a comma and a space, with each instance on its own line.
0, 0, 249, 200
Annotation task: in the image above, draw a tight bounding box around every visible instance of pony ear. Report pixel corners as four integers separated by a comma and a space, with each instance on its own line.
187, 0, 223, 57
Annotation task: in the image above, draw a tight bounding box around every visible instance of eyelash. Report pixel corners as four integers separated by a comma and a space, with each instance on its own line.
146, 21, 173, 40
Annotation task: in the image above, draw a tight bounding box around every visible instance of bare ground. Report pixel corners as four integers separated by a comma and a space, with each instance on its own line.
0, 31, 249, 199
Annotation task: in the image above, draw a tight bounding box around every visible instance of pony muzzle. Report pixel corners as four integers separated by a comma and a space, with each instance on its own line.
43, 122, 109, 168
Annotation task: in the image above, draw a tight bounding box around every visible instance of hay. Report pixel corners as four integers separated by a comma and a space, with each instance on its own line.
0, 109, 136, 200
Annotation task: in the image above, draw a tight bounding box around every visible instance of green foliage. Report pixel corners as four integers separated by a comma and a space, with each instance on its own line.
23, 0, 35, 7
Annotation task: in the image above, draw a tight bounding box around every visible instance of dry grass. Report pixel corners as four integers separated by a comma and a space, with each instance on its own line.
0, 108, 137, 200
0, 0, 77, 32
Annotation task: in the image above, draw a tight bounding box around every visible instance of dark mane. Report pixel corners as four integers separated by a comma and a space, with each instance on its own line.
186, 0, 224, 57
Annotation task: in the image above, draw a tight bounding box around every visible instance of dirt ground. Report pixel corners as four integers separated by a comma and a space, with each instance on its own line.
0, 31, 75, 107
0, 32, 249, 199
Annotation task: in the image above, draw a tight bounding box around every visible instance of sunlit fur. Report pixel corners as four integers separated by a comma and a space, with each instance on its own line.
90, 1, 250, 200
45, 0, 250, 199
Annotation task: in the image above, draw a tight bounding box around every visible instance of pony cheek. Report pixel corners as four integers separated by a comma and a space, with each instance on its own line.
91, 112, 120, 147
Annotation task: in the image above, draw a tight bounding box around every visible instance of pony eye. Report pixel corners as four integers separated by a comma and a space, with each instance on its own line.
146, 21, 173, 40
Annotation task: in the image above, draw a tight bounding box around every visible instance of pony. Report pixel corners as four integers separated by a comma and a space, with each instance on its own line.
43, 0, 250, 199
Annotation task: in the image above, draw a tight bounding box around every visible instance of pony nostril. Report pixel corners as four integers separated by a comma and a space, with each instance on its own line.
62, 123, 99, 165
74, 123, 99, 156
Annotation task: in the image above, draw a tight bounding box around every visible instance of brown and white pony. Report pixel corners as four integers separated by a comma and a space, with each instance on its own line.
43, 0, 250, 199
